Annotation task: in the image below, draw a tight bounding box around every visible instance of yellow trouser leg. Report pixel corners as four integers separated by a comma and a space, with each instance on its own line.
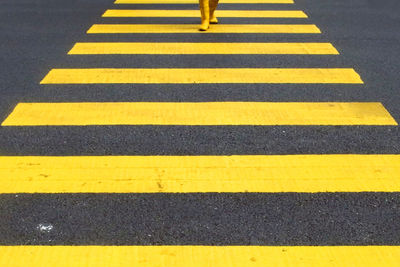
209, 0, 219, 24
199, 0, 210, 31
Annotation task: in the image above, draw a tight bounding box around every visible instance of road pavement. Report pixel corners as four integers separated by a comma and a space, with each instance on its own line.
0, 0, 400, 265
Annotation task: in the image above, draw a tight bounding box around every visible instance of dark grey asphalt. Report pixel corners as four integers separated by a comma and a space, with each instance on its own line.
1, 193, 400, 245
0, 0, 400, 245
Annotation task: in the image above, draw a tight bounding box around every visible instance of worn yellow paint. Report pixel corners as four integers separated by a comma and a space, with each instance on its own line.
2, 102, 396, 126
1, 155, 400, 193
87, 24, 321, 34
115, 0, 294, 3
39, 68, 362, 84
103, 10, 307, 18
1, 246, 400, 267
68, 42, 338, 55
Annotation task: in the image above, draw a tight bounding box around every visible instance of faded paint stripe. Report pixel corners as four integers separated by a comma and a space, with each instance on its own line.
1, 102, 396, 126
0, 246, 399, 267
87, 24, 321, 34
68, 42, 338, 55
39, 68, 362, 84
1, 155, 400, 193
103, 10, 307, 18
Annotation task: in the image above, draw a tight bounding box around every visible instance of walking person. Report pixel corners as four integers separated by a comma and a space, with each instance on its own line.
199, 0, 219, 31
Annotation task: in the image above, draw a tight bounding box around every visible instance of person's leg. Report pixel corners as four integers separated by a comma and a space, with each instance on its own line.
209, 0, 219, 24
199, 0, 210, 31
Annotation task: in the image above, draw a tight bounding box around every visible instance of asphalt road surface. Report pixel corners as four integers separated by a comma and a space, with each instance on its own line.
0, 0, 400, 265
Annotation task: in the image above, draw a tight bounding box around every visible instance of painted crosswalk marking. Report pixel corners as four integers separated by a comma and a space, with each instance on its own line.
1, 246, 399, 267
2, 102, 395, 126
102, 10, 308, 18
68, 42, 339, 55
1, 155, 400, 193
87, 24, 321, 34
1, 0, 399, 262
39, 68, 362, 84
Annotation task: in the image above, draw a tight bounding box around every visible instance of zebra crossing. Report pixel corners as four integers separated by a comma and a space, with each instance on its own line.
2, 246, 400, 267
1, 155, 400, 193
68, 42, 339, 54
0, 0, 399, 265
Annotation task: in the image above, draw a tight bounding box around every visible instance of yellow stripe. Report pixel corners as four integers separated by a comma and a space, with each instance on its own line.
1, 155, 400, 193
87, 24, 321, 34
1, 246, 399, 267
40, 68, 362, 84
68, 42, 339, 55
103, 10, 307, 18
2, 102, 395, 126
115, 0, 294, 3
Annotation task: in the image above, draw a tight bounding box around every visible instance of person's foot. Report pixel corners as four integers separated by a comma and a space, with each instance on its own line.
199, 20, 210, 31
210, 16, 218, 24
199, 0, 210, 31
